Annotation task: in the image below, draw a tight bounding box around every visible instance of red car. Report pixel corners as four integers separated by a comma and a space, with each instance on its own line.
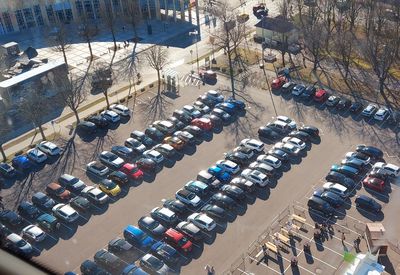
119, 163, 143, 180
314, 89, 328, 102
164, 228, 192, 253
271, 76, 287, 90
191, 118, 213, 131
46, 182, 71, 201
363, 176, 385, 192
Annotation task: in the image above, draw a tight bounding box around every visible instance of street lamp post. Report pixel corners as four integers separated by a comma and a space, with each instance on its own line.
189, 30, 200, 74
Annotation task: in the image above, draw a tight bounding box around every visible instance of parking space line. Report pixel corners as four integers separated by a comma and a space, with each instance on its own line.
246, 255, 283, 274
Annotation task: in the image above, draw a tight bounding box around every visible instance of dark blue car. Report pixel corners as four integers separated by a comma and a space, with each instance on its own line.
313, 188, 344, 208
150, 241, 180, 265
123, 225, 155, 249
208, 166, 231, 182
121, 264, 148, 275
0, 163, 16, 178
215, 102, 237, 115
226, 97, 245, 110
11, 155, 31, 171
355, 195, 382, 213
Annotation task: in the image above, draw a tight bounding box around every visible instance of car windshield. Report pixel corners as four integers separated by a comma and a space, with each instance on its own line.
55, 187, 66, 194
16, 239, 27, 247
177, 237, 189, 246
187, 193, 195, 200
147, 257, 163, 270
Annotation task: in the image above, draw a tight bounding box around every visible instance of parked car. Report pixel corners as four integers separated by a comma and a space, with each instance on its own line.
162, 199, 187, 215
211, 108, 231, 122
336, 97, 352, 110
345, 151, 371, 165
265, 121, 291, 135
282, 137, 306, 150
163, 228, 193, 252
87, 161, 110, 177
373, 107, 390, 121
216, 159, 240, 174
240, 138, 264, 153
187, 212, 216, 232
330, 164, 359, 179
326, 95, 340, 107
142, 150, 164, 164
291, 84, 306, 96
58, 174, 87, 193
192, 116, 216, 130
150, 241, 181, 265
233, 146, 254, 159
100, 110, 120, 123
361, 104, 378, 117
52, 204, 79, 223
193, 100, 211, 114
22, 224, 46, 242
196, 170, 222, 189
356, 145, 383, 160
77, 121, 96, 134
98, 179, 121, 196
123, 225, 155, 248
0, 210, 23, 228
208, 165, 231, 182
32, 192, 56, 212
215, 102, 237, 115
81, 186, 109, 205
99, 151, 125, 169
355, 195, 382, 213
257, 154, 281, 168
372, 162, 400, 177
46, 182, 71, 201
11, 155, 31, 171
220, 184, 246, 201
173, 130, 196, 145
276, 116, 297, 130
27, 148, 48, 163
307, 196, 335, 217
322, 182, 348, 198
18, 201, 41, 219
341, 158, 365, 170
249, 161, 275, 177
184, 180, 210, 197
267, 148, 289, 162
258, 126, 281, 140
136, 158, 157, 173
298, 125, 319, 138
138, 216, 166, 237
36, 213, 61, 233
172, 109, 193, 124
163, 136, 185, 150
70, 196, 91, 212
176, 221, 203, 241
363, 176, 385, 192
287, 130, 311, 142
130, 131, 154, 148
183, 125, 203, 138
230, 177, 256, 193
325, 171, 357, 189
108, 238, 134, 261
85, 115, 108, 128
273, 142, 300, 156
110, 104, 130, 116
271, 76, 287, 89
94, 249, 125, 274
0, 163, 16, 178
125, 138, 147, 155
167, 116, 186, 131
281, 81, 296, 93
226, 97, 246, 110
183, 104, 202, 118
80, 260, 111, 275
111, 145, 134, 160
175, 189, 201, 207
119, 163, 143, 180
5, 233, 32, 255
108, 171, 129, 185
313, 188, 344, 208
153, 144, 176, 158
150, 207, 178, 226
349, 102, 363, 113
314, 89, 328, 102
201, 204, 227, 220
241, 168, 269, 187
139, 254, 170, 274
301, 85, 316, 100
37, 141, 61, 156
225, 151, 252, 166
152, 120, 176, 135
209, 193, 237, 210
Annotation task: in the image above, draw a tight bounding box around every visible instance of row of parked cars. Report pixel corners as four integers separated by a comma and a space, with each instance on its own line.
271, 76, 399, 125
78, 115, 321, 275
307, 145, 399, 217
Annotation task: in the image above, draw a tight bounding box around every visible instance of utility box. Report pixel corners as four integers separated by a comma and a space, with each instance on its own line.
365, 223, 388, 256
1, 42, 20, 56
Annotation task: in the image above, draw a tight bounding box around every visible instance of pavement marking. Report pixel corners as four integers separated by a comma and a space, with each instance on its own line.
246, 255, 283, 274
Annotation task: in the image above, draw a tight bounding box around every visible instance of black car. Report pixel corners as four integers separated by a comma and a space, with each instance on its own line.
124, 138, 146, 155
80, 259, 111, 275
167, 117, 186, 130
77, 121, 96, 134
17, 201, 41, 219
108, 238, 134, 261
204, 114, 223, 128
145, 127, 165, 143
211, 108, 231, 122
230, 177, 256, 193
210, 193, 237, 211
0, 210, 23, 228
85, 115, 108, 128
298, 125, 319, 138
267, 148, 289, 162
111, 145, 134, 160
201, 204, 227, 220
94, 249, 125, 274
138, 216, 167, 237
130, 131, 154, 148
220, 184, 246, 201
349, 102, 363, 113
355, 145, 383, 160
287, 130, 311, 142
0, 163, 17, 178
183, 125, 203, 138
225, 152, 251, 166
313, 189, 344, 208
108, 171, 129, 185
196, 170, 222, 189
136, 158, 156, 172
258, 127, 281, 140
58, 174, 87, 194
301, 86, 316, 100
325, 171, 356, 189
172, 109, 192, 124
32, 192, 56, 212
162, 199, 188, 215
198, 94, 218, 108
355, 195, 381, 213
307, 196, 335, 217
337, 98, 352, 110
0, 222, 11, 239
70, 196, 91, 212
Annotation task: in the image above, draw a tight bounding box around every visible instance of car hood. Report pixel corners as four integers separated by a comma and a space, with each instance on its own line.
153, 224, 166, 235
142, 236, 155, 247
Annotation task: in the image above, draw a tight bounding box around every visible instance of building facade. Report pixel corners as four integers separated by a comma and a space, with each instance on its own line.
0, 0, 193, 35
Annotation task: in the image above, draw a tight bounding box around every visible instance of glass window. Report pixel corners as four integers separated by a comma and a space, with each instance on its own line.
112, 0, 121, 13
65, 9, 73, 22
15, 10, 26, 30
23, 8, 36, 28
2, 12, 14, 32
93, 0, 101, 19
46, 5, 56, 24
84, 0, 94, 19
75, 1, 84, 17
33, 5, 44, 26
56, 10, 65, 23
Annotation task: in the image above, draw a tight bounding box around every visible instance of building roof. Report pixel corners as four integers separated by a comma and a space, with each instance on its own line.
0, 60, 65, 89
255, 16, 295, 33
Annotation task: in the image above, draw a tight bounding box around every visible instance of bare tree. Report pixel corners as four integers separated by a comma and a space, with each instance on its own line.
343, 0, 361, 33
49, 22, 70, 69
55, 74, 88, 124
144, 46, 169, 96
91, 62, 113, 108
78, 15, 98, 61
100, 2, 118, 53
334, 29, 353, 79
18, 83, 49, 140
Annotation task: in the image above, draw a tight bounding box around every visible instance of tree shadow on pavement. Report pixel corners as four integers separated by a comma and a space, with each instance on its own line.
140, 94, 173, 126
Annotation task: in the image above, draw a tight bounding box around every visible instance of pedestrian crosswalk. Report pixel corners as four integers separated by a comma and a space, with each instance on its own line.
180, 73, 202, 86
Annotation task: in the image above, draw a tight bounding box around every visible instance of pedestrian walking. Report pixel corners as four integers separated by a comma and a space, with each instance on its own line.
341, 232, 346, 244
354, 236, 361, 252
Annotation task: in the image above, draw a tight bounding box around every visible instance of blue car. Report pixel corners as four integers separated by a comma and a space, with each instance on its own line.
207, 166, 231, 182
226, 97, 245, 110
121, 264, 148, 275
150, 241, 180, 265
123, 225, 156, 249
355, 195, 381, 213
330, 164, 359, 179
11, 155, 31, 171
215, 102, 237, 115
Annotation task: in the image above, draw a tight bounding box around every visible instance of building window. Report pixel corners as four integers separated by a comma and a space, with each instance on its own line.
65, 9, 73, 22
15, 10, 26, 30
93, 0, 101, 19
84, 0, 95, 19
56, 10, 65, 23
23, 8, 36, 28
75, 1, 84, 17
112, 0, 121, 13
46, 5, 56, 24
33, 5, 44, 26
2, 12, 14, 32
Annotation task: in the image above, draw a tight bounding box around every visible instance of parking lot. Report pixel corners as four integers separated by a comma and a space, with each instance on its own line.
0, 73, 399, 274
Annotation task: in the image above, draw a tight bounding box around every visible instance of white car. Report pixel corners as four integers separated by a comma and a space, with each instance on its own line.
372, 162, 400, 177
256, 154, 281, 168
183, 105, 202, 118
241, 168, 269, 187
361, 104, 378, 117
37, 141, 60, 156
282, 137, 306, 150
193, 101, 211, 114
176, 189, 201, 207
99, 151, 124, 169
22, 225, 46, 242
249, 161, 275, 176
101, 110, 120, 123
240, 138, 264, 152
110, 104, 130, 116
373, 107, 390, 121
187, 213, 216, 232
152, 120, 175, 135
52, 203, 79, 223
273, 142, 300, 155
27, 148, 48, 163
6, 233, 32, 254
143, 149, 164, 164
345, 152, 370, 165
81, 186, 109, 204
323, 182, 348, 198
124, 138, 146, 153
276, 115, 297, 130
216, 159, 240, 174
86, 161, 109, 177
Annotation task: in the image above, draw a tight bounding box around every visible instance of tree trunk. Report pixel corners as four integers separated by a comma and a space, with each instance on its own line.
227, 50, 235, 98
38, 124, 46, 140
73, 109, 80, 124
157, 70, 161, 96
379, 78, 385, 94
87, 40, 93, 60
281, 52, 286, 67
61, 45, 69, 70
0, 144, 6, 162
111, 29, 117, 51
103, 91, 110, 108
313, 57, 318, 71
